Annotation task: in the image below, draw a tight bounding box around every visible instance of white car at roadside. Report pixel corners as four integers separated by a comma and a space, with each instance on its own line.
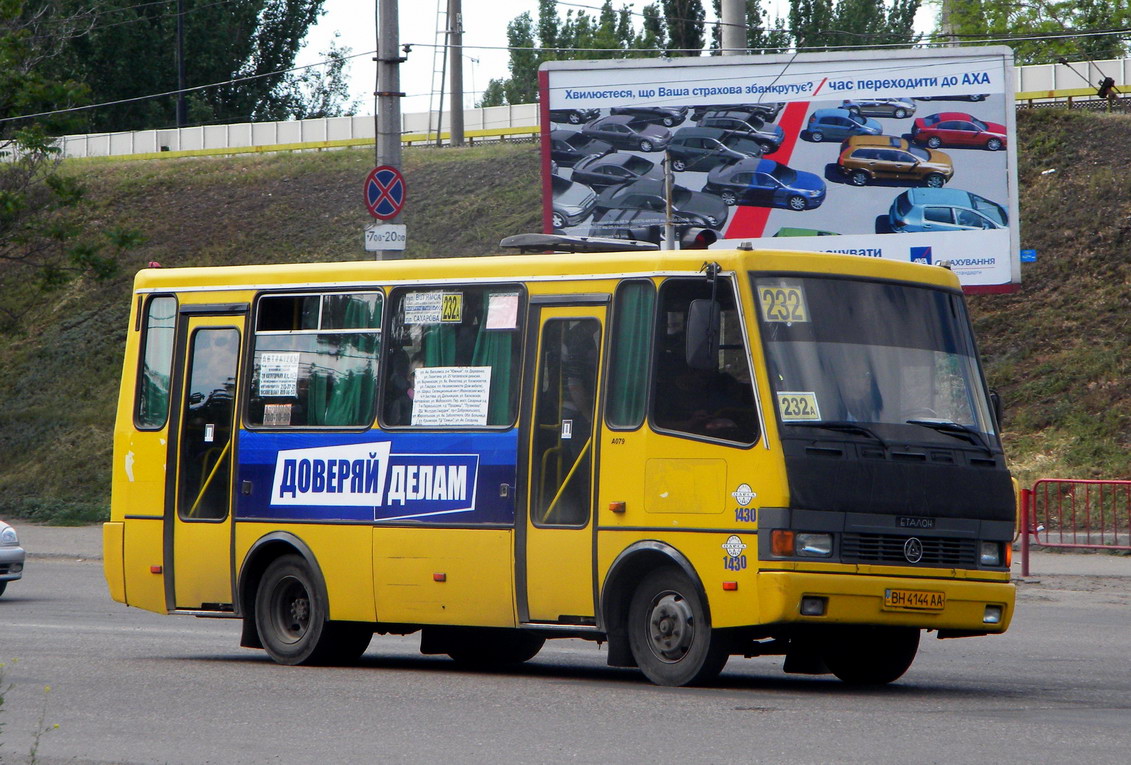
0, 520, 25, 596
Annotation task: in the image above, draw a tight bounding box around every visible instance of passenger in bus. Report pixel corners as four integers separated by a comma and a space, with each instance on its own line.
655, 365, 749, 439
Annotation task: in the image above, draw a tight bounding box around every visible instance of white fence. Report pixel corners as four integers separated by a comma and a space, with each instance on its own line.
54, 56, 1129, 160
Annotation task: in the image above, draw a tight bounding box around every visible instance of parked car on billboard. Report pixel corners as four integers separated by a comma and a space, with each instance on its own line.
549, 129, 615, 167
570, 153, 663, 190
914, 94, 987, 102
805, 108, 882, 142
593, 179, 728, 228
696, 110, 785, 153
703, 157, 826, 210
588, 207, 720, 246
667, 127, 760, 172
549, 108, 600, 125
911, 112, 1007, 151
551, 174, 599, 229
837, 135, 954, 188
888, 188, 1008, 233
689, 102, 782, 122
580, 115, 672, 152
609, 105, 689, 127
840, 98, 917, 119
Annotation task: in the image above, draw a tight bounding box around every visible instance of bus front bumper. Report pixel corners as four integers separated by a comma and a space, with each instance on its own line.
754, 570, 1015, 634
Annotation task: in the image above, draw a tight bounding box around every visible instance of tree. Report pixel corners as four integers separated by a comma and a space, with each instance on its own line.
269, 36, 360, 120
931, 0, 1130, 65
788, 0, 920, 50
1, 0, 140, 328
42, 0, 330, 131
663, 0, 706, 55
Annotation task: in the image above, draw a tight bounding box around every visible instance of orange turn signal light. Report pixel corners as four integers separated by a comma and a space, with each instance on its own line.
771, 530, 795, 557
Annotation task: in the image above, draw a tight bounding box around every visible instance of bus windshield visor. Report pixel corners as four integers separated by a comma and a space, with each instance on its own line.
752, 275, 998, 440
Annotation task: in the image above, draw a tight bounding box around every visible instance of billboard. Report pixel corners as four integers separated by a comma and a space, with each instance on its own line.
539, 47, 1020, 292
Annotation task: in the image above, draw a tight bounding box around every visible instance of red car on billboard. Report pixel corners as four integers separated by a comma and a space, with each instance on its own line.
911, 112, 1007, 151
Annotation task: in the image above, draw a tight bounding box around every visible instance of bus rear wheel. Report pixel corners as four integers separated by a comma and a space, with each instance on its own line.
627, 567, 728, 686
820, 626, 920, 685
255, 554, 371, 666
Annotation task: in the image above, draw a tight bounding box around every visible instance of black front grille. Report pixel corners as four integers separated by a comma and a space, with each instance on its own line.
842, 533, 978, 567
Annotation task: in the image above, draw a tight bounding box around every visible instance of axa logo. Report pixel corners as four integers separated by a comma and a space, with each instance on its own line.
910, 246, 932, 265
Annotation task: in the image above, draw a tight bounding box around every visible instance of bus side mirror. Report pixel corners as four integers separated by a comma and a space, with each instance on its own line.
685, 299, 720, 370
989, 389, 1003, 430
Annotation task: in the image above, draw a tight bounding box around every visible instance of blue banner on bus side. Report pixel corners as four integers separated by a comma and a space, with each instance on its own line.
236, 430, 518, 524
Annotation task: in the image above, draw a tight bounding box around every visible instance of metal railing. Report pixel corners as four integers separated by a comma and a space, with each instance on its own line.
1019, 479, 1131, 575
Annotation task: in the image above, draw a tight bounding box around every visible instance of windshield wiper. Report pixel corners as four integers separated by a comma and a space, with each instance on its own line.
905, 418, 994, 456
789, 421, 887, 448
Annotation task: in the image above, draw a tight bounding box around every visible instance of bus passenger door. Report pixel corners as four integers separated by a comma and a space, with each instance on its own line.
520, 303, 605, 625
168, 311, 244, 611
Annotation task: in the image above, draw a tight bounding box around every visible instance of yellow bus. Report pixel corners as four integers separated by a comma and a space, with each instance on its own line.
103, 245, 1016, 686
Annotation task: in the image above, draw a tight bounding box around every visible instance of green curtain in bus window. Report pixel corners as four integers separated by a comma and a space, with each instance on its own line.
422, 323, 457, 366
607, 282, 655, 428
137, 296, 177, 428
471, 293, 516, 426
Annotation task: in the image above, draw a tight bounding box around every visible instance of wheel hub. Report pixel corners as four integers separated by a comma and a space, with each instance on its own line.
647, 592, 695, 663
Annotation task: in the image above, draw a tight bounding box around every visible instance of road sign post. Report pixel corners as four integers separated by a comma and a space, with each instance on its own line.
364, 165, 407, 259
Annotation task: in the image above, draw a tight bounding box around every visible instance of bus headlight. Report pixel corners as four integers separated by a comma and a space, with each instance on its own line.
796, 533, 833, 557
979, 541, 1002, 566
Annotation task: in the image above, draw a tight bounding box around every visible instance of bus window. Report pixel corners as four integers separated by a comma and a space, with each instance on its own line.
247, 291, 382, 428
651, 278, 759, 443
135, 295, 177, 429
382, 286, 523, 428
606, 280, 655, 429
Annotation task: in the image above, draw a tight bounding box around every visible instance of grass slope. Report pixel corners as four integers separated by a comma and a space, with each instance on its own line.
0, 111, 1126, 522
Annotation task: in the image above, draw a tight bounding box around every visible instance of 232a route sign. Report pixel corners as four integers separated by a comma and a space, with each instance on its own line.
365, 165, 407, 220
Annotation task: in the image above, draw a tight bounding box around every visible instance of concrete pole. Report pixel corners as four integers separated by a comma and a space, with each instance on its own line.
720, 0, 746, 55
448, 0, 465, 146
376, 0, 405, 258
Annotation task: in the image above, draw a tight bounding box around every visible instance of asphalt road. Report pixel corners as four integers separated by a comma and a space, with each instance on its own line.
1, 554, 1129, 765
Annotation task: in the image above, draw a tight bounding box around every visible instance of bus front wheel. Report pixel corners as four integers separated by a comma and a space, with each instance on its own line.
821, 626, 919, 685
255, 554, 371, 666
627, 567, 728, 686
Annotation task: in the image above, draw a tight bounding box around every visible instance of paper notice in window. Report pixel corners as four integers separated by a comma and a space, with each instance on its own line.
411, 366, 492, 427
258, 352, 300, 397
485, 293, 519, 330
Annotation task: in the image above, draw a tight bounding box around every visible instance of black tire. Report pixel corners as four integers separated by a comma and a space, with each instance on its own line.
894, 108, 908, 119
444, 628, 545, 667
671, 157, 687, 172
924, 173, 946, 188
627, 567, 728, 686
0, 580, 6, 597
551, 211, 566, 229
567, 112, 582, 124
821, 626, 920, 685
810, 131, 825, 143
850, 170, 870, 187
986, 137, 1003, 151
787, 195, 807, 211
720, 190, 737, 206
638, 139, 654, 152
662, 116, 676, 127
255, 554, 371, 666
926, 136, 942, 149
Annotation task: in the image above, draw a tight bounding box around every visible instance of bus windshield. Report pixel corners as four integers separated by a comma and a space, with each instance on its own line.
753, 274, 998, 440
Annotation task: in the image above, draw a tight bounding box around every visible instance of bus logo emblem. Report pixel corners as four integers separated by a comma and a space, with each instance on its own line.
732, 483, 755, 506
723, 535, 747, 558
903, 537, 924, 564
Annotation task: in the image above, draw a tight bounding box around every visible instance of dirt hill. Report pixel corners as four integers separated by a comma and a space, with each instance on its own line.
0, 109, 1126, 522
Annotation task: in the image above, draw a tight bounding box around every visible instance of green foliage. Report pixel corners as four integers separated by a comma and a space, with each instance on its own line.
39, 0, 338, 131
789, 0, 921, 49
662, 0, 706, 55
929, 0, 1131, 64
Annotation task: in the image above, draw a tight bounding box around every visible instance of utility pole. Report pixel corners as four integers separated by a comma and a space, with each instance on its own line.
720, 0, 745, 55
375, 0, 406, 258
448, 0, 465, 146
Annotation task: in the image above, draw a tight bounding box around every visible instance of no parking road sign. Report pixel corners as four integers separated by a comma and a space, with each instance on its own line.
365, 165, 406, 220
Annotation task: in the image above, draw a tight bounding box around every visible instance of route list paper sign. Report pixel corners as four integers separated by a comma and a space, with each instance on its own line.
411, 366, 492, 426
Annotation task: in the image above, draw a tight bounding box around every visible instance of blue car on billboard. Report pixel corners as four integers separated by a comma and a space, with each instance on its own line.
805, 107, 882, 143
888, 188, 1008, 233
703, 158, 827, 210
